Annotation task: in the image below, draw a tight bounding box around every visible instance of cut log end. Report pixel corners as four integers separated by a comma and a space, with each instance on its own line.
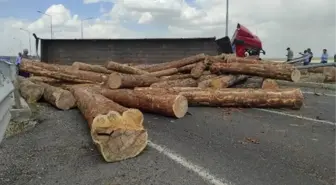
107, 73, 122, 89
91, 109, 147, 162
172, 95, 189, 118
55, 90, 77, 110
291, 69, 301, 82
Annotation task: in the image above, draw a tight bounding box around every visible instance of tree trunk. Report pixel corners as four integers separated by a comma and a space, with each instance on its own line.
36, 82, 76, 110
308, 66, 334, 73
71, 86, 148, 162
144, 54, 206, 72
149, 68, 179, 77
178, 63, 197, 73
261, 79, 279, 89
160, 74, 192, 81
198, 74, 218, 82
210, 75, 248, 89
28, 76, 61, 84
198, 76, 221, 88
190, 60, 208, 79
210, 62, 301, 82
223, 54, 274, 64
105, 61, 149, 75
150, 78, 197, 88
324, 68, 336, 82
17, 77, 44, 103
135, 87, 303, 109
72, 62, 114, 74
20, 60, 105, 84
21, 59, 70, 71
101, 89, 188, 118
106, 73, 160, 89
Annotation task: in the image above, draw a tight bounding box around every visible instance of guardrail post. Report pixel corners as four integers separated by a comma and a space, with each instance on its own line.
9, 63, 22, 109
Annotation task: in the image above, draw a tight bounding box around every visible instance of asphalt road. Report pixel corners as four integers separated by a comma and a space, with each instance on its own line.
0, 91, 335, 185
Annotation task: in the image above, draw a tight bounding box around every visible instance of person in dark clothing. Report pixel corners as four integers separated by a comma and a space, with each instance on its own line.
334, 54, 336, 62
299, 50, 311, 65
16, 49, 30, 78
307, 48, 313, 63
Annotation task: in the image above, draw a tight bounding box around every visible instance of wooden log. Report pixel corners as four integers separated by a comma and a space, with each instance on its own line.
324, 68, 336, 82
38, 82, 76, 110
105, 61, 149, 75
261, 79, 279, 89
178, 63, 197, 73
106, 73, 160, 89
71, 86, 148, 162
190, 59, 208, 79
210, 75, 248, 89
135, 87, 303, 109
160, 74, 192, 81
150, 78, 197, 88
20, 60, 105, 84
198, 76, 221, 88
72, 62, 114, 74
21, 58, 70, 71
149, 68, 179, 77
223, 54, 273, 64
17, 77, 44, 103
28, 76, 61, 84
198, 74, 218, 82
145, 54, 206, 72
101, 89, 188, 118
210, 62, 301, 82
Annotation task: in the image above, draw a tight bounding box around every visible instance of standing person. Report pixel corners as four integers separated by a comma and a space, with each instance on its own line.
22, 49, 29, 59
16, 51, 30, 78
299, 50, 311, 65
286, 47, 293, 61
307, 48, 313, 63
334, 54, 336, 62
320, 49, 328, 64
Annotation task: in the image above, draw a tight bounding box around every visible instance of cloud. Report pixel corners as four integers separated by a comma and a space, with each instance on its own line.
0, 0, 335, 58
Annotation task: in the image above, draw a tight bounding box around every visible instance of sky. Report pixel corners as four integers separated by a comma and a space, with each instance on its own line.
0, 0, 335, 58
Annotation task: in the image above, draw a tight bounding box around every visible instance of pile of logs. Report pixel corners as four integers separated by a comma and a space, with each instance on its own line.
17, 53, 306, 162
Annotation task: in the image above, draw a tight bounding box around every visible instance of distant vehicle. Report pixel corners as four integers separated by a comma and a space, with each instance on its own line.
216, 23, 266, 59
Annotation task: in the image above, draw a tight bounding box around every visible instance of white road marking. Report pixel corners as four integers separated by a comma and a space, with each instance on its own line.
302, 91, 336, 97
255, 108, 336, 126
148, 140, 231, 185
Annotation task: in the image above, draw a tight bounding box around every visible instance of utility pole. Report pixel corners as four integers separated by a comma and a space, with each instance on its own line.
20, 28, 32, 55
37, 11, 53, 39
225, 0, 229, 37
81, 17, 94, 38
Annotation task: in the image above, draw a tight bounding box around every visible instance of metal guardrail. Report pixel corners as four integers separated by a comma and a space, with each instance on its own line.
0, 58, 20, 144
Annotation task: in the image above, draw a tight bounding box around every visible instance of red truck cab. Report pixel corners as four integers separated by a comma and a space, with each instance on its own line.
216, 23, 265, 58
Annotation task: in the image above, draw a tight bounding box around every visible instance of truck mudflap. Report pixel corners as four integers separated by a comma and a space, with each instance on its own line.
216, 36, 233, 54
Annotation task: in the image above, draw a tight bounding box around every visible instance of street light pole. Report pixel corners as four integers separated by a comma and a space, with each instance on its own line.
20, 28, 32, 55
225, 0, 229, 37
81, 17, 94, 39
37, 11, 53, 39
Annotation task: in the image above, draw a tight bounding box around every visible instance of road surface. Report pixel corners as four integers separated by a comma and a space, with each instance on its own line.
0, 89, 335, 185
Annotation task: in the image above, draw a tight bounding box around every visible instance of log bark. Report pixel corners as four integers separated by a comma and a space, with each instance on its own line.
198, 74, 218, 82
210, 75, 248, 89
149, 68, 179, 77
198, 75, 221, 88
20, 60, 105, 84
223, 54, 272, 64
210, 62, 301, 82
150, 78, 197, 88
36, 82, 76, 110
106, 73, 160, 89
190, 59, 208, 79
17, 77, 44, 103
324, 68, 336, 82
28, 76, 61, 84
160, 74, 192, 81
144, 54, 206, 72
308, 67, 334, 73
261, 79, 279, 89
105, 61, 149, 75
135, 87, 303, 109
72, 62, 114, 74
101, 89, 188, 118
71, 86, 148, 162
178, 63, 197, 73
